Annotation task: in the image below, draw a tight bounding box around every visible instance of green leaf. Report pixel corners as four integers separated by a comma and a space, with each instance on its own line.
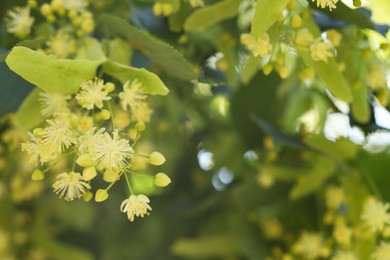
290, 156, 335, 200
5, 47, 101, 94
98, 14, 197, 81
106, 37, 132, 65
351, 82, 370, 123
309, 1, 374, 29
299, 16, 353, 103
365, 0, 390, 26
251, 0, 289, 37
241, 56, 261, 85
14, 88, 44, 129
171, 234, 240, 258
305, 135, 359, 160
102, 60, 169, 95
75, 37, 106, 61
184, 0, 242, 32
261, 165, 302, 181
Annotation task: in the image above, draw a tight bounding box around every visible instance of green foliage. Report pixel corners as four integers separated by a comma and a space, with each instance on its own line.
5, 47, 101, 94
184, 0, 242, 32
98, 14, 197, 81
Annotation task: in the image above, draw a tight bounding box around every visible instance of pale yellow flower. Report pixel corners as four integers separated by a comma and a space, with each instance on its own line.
326, 29, 342, 47
132, 102, 153, 123
52, 172, 91, 201
63, 0, 88, 11
76, 78, 111, 110
332, 250, 357, 260
77, 127, 105, 155
325, 186, 345, 210
47, 31, 77, 58
333, 220, 353, 247
120, 194, 152, 221
5, 7, 34, 38
118, 80, 147, 112
93, 129, 134, 170
313, 0, 338, 10
367, 65, 387, 89
361, 197, 390, 233
39, 92, 69, 117
257, 173, 274, 189
295, 29, 315, 50
42, 120, 77, 154
241, 33, 273, 58
310, 38, 333, 63
21, 134, 59, 165
261, 218, 282, 239
371, 242, 390, 260
292, 232, 330, 259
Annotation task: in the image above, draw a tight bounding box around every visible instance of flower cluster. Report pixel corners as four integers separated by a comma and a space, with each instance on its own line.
22, 78, 170, 221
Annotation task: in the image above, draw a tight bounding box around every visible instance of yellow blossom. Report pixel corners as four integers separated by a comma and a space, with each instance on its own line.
332, 250, 357, 260
93, 129, 134, 170
39, 92, 69, 117
333, 220, 353, 247
120, 194, 152, 221
326, 29, 342, 47
5, 7, 34, 38
292, 232, 330, 259
310, 38, 333, 63
261, 218, 282, 239
312, 0, 339, 11
119, 80, 147, 112
241, 33, 273, 58
47, 31, 77, 58
295, 29, 315, 50
361, 197, 390, 233
63, 0, 88, 11
52, 172, 91, 201
132, 102, 153, 123
42, 120, 77, 154
325, 186, 345, 210
371, 242, 390, 260
22, 132, 59, 165
257, 173, 274, 189
367, 65, 387, 89
76, 78, 111, 110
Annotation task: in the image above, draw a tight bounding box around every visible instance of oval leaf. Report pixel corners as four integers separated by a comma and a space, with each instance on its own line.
5, 47, 102, 94
251, 0, 289, 37
98, 14, 197, 81
103, 60, 169, 95
184, 0, 242, 32
15, 88, 44, 129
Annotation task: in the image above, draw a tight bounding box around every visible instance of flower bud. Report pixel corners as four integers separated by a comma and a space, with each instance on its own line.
135, 121, 146, 132
99, 109, 111, 120
83, 166, 97, 181
155, 173, 171, 187
83, 192, 93, 202
95, 189, 109, 202
32, 169, 44, 181
104, 82, 115, 92
76, 154, 94, 167
103, 169, 119, 182
149, 152, 166, 166
40, 3, 52, 16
